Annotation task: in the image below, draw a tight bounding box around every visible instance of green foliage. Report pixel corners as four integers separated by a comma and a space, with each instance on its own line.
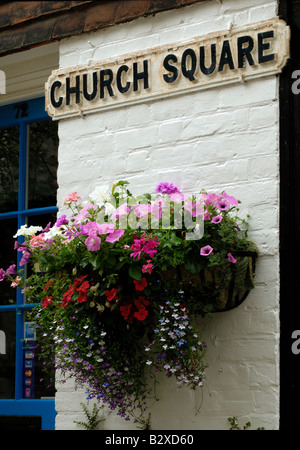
74, 402, 105, 430
1, 180, 258, 425
227, 416, 265, 430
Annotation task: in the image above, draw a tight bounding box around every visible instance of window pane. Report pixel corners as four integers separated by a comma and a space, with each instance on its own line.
24, 314, 56, 399
0, 219, 17, 305
27, 212, 57, 230
0, 311, 16, 398
23, 213, 57, 305
27, 120, 58, 209
0, 127, 19, 212
30, 336, 56, 399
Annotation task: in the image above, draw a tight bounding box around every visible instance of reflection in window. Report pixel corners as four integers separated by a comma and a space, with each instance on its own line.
24, 312, 56, 399
0, 311, 16, 399
27, 121, 58, 210
0, 113, 59, 402
0, 219, 17, 305
0, 127, 19, 212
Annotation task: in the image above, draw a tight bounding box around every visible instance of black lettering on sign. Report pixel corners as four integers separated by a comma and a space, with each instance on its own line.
116, 65, 130, 93
181, 48, 197, 81
200, 44, 216, 75
258, 31, 275, 63
218, 40, 235, 72
133, 60, 149, 91
237, 35, 255, 68
66, 75, 80, 105
83, 72, 98, 101
163, 54, 178, 83
100, 69, 114, 98
50, 81, 63, 108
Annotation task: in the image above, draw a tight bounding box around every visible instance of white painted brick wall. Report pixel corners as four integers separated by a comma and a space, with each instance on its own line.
55, 0, 280, 430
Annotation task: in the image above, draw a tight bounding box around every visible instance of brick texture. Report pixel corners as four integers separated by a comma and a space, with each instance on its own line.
54, 0, 280, 431
0, 0, 205, 57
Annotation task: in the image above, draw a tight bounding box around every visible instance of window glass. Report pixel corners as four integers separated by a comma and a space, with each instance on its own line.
0, 101, 58, 407
27, 121, 58, 210
0, 311, 16, 398
0, 127, 19, 212
23, 312, 56, 399
0, 219, 18, 305
24, 213, 57, 303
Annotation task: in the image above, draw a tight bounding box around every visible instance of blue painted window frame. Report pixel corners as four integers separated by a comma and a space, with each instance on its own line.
0, 97, 58, 430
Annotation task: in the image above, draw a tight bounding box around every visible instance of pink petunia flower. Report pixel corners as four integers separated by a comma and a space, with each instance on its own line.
11, 276, 21, 288
227, 253, 237, 263
5, 264, 16, 275
215, 198, 230, 211
203, 210, 212, 220
63, 192, 82, 205
142, 260, 154, 274
29, 235, 47, 248
85, 233, 101, 251
131, 204, 151, 218
200, 245, 213, 256
222, 192, 239, 206
155, 182, 181, 195
211, 215, 223, 224
111, 203, 131, 220
105, 228, 125, 243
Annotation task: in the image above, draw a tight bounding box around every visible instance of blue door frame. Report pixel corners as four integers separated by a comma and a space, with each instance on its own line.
0, 97, 57, 430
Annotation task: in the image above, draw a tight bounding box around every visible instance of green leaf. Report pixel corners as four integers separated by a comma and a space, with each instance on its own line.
105, 254, 117, 268
129, 265, 142, 280
89, 252, 101, 270
116, 180, 129, 187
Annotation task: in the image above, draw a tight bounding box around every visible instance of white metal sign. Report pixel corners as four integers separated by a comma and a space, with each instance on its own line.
45, 18, 290, 120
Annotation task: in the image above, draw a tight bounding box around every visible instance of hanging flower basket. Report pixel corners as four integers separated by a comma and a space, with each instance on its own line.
160, 250, 257, 313
0, 180, 258, 426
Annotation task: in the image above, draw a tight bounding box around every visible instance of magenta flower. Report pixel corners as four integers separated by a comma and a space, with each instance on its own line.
43, 222, 52, 232
200, 245, 213, 256
55, 215, 68, 227
155, 182, 181, 195
0, 268, 6, 281
19, 251, 31, 266
130, 233, 160, 260
211, 215, 223, 224
6, 264, 16, 275
142, 261, 154, 274
227, 253, 237, 263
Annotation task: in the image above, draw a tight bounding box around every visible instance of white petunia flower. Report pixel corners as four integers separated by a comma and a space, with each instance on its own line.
89, 185, 111, 207
13, 225, 43, 238
43, 226, 65, 240
104, 202, 116, 216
